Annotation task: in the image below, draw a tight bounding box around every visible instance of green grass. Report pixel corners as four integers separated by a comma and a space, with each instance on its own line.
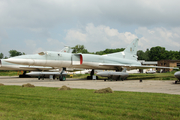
127, 73, 178, 80
0, 86, 180, 120
0, 71, 18, 76
67, 74, 90, 79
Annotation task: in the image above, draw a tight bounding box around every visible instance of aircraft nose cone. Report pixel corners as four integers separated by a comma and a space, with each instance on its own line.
4, 58, 35, 65
174, 71, 180, 77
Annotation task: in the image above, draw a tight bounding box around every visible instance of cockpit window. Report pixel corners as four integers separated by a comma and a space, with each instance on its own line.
38, 52, 45, 55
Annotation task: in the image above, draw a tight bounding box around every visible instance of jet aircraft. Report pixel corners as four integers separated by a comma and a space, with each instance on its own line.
5, 38, 178, 80
174, 71, 180, 84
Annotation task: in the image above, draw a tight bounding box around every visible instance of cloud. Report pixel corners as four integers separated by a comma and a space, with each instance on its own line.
136, 27, 180, 51
1, 0, 180, 30
65, 23, 138, 52
46, 38, 66, 50
0, 29, 8, 40
65, 23, 180, 52
34, 47, 45, 54
1, 0, 180, 55
23, 38, 66, 54
65, 30, 86, 42
25, 40, 37, 48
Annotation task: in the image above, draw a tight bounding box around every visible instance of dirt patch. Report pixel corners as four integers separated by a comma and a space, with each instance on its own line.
0, 83, 4, 86
94, 87, 113, 93
22, 83, 35, 87
58, 85, 72, 90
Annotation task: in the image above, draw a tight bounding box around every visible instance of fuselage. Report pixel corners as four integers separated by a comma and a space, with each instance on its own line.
5, 51, 141, 71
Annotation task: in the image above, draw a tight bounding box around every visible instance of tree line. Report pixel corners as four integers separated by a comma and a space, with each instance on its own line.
1, 45, 180, 61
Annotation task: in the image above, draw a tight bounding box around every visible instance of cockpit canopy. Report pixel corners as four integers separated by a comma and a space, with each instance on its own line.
38, 52, 48, 55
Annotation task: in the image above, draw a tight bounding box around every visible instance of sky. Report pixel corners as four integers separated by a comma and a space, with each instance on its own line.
0, 0, 180, 57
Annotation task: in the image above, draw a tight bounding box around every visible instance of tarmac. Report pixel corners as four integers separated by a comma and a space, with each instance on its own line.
0, 76, 180, 95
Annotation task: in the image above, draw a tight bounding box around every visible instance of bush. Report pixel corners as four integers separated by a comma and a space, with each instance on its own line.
94, 87, 113, 93
58, 85, 71, 90
0, 83, 4, 86
22, 83, 35, 87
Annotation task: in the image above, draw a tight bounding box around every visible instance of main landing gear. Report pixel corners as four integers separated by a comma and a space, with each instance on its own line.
19, 71, 31, 78
87, 69, 98, 80
59, 68, 66, 81
175, 79, 180, 84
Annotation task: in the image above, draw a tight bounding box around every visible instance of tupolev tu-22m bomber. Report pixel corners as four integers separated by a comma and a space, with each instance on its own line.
5, 38, 178, 80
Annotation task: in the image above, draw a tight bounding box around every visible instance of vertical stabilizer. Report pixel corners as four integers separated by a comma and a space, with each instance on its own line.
123, 38, 139, 60
107, 38, 139, 60
124, 38, 139, 56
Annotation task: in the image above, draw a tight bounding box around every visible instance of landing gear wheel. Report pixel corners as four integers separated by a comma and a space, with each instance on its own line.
53, 75, 55, 80
104, 79, 106, 81
175, 81, 177, 84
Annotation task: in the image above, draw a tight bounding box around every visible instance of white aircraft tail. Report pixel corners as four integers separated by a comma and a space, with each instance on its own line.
123, 38, 139, 60
107, 38, 139, 60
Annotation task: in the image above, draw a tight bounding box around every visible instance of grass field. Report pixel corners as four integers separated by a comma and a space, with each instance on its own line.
0, 85, 180, 120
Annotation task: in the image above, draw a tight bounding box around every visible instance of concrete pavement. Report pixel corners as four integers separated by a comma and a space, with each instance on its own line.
0, 76, 180, 95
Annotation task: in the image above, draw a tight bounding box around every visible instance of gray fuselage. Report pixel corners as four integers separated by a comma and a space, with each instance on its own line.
6, 52, 141, 71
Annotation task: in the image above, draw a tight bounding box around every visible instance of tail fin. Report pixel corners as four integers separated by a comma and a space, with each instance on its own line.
124, 38, 139, 56
107, 38, 139, 60
60, 46, 71, 53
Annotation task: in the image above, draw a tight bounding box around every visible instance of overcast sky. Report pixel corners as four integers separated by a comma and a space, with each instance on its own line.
0, 0, 180, 57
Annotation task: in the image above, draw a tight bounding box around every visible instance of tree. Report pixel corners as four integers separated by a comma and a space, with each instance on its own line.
137, 50, 145, 60
137, 49, 150, 61
149, 46, 167, 61
4, 56, 8, 59
144, 49, 150, 61
71, 45, 89, 53
9, 50, 24, 57
0, 53, 3, 59
96, 48, 125, 55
